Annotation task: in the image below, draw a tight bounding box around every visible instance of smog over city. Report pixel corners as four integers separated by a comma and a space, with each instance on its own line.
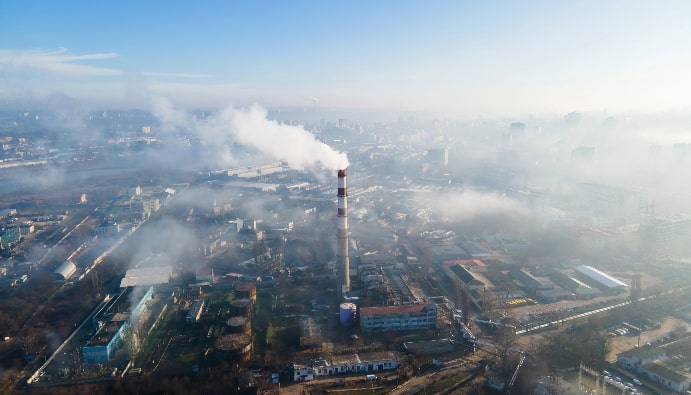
0, 2, 690, 395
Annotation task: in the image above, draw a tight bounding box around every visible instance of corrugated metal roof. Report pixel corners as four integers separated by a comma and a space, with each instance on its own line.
53, 260, 77, 280
120, 266, 172, 287
575, 265, 628, 288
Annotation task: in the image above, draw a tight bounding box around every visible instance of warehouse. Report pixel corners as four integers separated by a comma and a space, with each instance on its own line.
82, 286, 155, 363
574, 265, 628, 293
52, 260, 77, 281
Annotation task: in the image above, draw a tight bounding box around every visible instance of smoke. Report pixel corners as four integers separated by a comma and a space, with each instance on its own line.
150, 96, 195, 135
148, 100, 349, 172
210, 104, 349, 171
123, 217, 200, 266
428, 190, 527, 222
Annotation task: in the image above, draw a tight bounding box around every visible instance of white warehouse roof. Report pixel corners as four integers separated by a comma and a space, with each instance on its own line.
120, 266, 172, 288
53, 260, 77, 280
575, 265, 628, 289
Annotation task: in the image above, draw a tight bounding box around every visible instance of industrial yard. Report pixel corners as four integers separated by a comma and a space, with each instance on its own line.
1, 108, 691, 395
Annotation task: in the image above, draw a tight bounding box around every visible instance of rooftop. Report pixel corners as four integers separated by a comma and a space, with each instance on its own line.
643, 360, 690, 384
619, 343, 665, 360
86, 321, 126, 347
444, 259, 486, 269
360, 304, 434, 316
574, 265, 628, 288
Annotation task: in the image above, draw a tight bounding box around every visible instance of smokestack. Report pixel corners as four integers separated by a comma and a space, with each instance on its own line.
337, 168, 350, 301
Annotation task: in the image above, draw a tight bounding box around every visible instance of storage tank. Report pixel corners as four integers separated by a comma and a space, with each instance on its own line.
214, 333, 252, 364
226, 316, 252, 336
339, 302, 356, 326
235, 283, 257, 301
230, 298, 253, 317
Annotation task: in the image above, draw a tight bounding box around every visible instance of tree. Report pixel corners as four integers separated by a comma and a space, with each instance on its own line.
482, 288, 501, 321
453, 279, 462, 309
495, 326, 518, 375
460, 287, 472, 325
16, 329, 41, 358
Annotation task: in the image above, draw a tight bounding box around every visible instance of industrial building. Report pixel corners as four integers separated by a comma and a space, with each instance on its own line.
617, 336, 691, 392
111, 196, 161, 218
218, 180, 278, 192
293, 351, 399, 382
120, 265, 172, 288
186, 299, 205, 324
83, 286, 155, 363
548, 269, 601, 299
428, 244, 468, 264
442, 262, 493, 293
82, 318, 129, 364
359, 304, 437, 331
91, 221, 123, 236
458, 241, 493, 258
52, 260, 77, 281
226, 161, 286, 179
573, 265, 628, 293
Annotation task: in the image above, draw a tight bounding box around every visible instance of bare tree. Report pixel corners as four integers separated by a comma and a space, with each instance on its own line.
460, 286, 472, 325
495, 326, 518, 375
453, 279, 462, 309
16, 329, 41, 358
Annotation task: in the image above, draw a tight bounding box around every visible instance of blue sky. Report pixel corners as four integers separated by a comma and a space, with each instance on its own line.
1, 1, 690, 116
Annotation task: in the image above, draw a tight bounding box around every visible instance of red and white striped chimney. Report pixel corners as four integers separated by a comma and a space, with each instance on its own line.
337, 168, 350, 300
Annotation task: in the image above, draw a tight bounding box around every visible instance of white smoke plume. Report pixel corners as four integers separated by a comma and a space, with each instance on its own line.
428, 190, 527, 222
211, 104, 349, 171
150, 100, 349, 172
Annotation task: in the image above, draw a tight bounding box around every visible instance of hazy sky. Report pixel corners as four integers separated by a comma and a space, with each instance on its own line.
1, 1, 690, 116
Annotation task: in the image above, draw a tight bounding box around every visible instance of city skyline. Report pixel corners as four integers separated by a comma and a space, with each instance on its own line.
1, 1, 691, 116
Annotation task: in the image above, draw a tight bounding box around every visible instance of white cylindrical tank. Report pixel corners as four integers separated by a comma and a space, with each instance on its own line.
340, 302, 356, 326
